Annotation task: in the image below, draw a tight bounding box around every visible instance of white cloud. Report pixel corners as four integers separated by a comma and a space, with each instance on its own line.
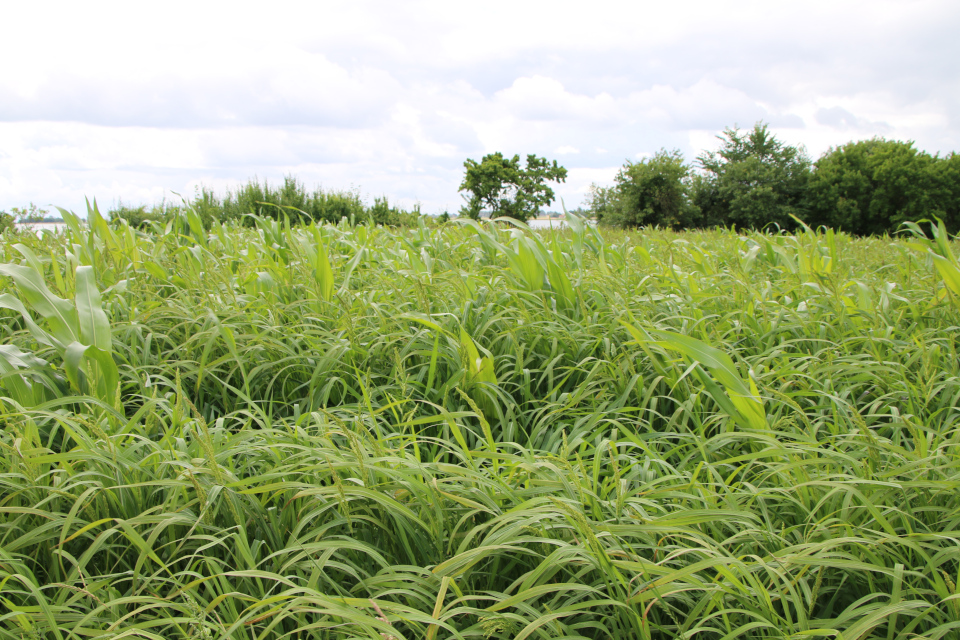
493, 77, 618, 123
0, 0, 958, 213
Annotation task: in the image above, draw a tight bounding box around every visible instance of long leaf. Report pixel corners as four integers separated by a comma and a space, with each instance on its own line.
622, 321, 766, 430
0, 263, 79, 347
74, 265, 112, 352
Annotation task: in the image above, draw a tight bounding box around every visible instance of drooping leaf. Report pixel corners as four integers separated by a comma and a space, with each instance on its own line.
0, 263, 79, 347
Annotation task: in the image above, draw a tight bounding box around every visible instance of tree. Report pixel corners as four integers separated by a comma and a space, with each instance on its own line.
928, 152, 960, 233
602, 150, 697, 228
583, 183, 620, 224
807, 138, 955, 235
697, 122, 811, 230
9, 202, 52, 223
459, 153, 568, 223
0, 211, 13, 233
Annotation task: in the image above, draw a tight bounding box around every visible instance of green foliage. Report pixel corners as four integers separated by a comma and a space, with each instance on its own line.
588, 128, 816, 232
367, 196, 422, 226
7, 202, 54, 223
0, 202, 60, 233
108, 176, 422, 231
583, 183, 620, 224
696, 122, 811, 230
459, 152, 568, 222
108, 200, 175, 229
1, 209, 960, 638
313, 188, 368, 224
218, 175, 313, 222
590, 150, 698, 228
189, 186, 226, 228
684, 172, 729, 228
928, 152, 960, 232
807, 138, 959, 235
904, 218, 960, 308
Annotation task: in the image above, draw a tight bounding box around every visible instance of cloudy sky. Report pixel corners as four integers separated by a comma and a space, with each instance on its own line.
1, 0, 958, 216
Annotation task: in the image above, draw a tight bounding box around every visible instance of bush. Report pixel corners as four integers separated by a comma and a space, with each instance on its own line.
310, 189, 366, 224
0, 211, 14, 233
368, 196, 402, 226
807, 139, 957, 235
583, 184, 619, 224
217, 177, 398, 226
108, 201, 173, 229
219, 177, 291, 223
110, 177, 420, 231
697, 122, 811, 230
601, 150, 698, 228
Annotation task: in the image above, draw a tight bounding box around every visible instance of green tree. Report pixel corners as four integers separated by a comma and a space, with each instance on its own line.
807, 138, 956, 235
928, 152, 960, 233
459, 153, 568, 223
601, 150, 697, 228
9, 202, 52, 223
697, 122, 811, 230
583, 183, 619, 224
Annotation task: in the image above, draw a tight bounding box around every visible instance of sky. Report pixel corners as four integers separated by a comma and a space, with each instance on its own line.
1, 0, 958, 217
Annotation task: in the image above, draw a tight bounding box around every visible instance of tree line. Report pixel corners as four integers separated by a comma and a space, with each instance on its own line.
7, 123, 954, 236
587, 123, 960, 235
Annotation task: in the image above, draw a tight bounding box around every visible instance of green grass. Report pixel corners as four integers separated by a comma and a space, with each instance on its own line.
0, 205, 958, 639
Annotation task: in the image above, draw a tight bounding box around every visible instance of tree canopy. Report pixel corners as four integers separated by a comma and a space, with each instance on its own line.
806, 138, 959, 235
459, 153, 568, 223
587, 150, 695, 229
696, 123, 811, 230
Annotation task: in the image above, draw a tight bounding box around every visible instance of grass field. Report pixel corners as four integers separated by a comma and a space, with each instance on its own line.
1, 206, 959, 639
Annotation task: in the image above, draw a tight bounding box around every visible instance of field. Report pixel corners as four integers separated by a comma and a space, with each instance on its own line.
1, 208, 959, 639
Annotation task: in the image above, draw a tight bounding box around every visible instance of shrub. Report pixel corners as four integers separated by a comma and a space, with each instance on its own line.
213, 177, 399, 226
807, 138, 958, 235
687, 173, 729, 229
108, 202, 170, 229
107, 176, 425, 232
310, 188, 366, 224
368, 196, 402, 226
602, 150, 698, 228
219, 177, 285, 222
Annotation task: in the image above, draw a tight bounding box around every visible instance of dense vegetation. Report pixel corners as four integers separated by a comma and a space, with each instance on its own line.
1, 205, 959, 639
106, 177, 424, 230
589, 123, 960, 235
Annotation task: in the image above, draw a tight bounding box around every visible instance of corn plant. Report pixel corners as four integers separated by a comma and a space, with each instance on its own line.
0, 212, 958, 639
